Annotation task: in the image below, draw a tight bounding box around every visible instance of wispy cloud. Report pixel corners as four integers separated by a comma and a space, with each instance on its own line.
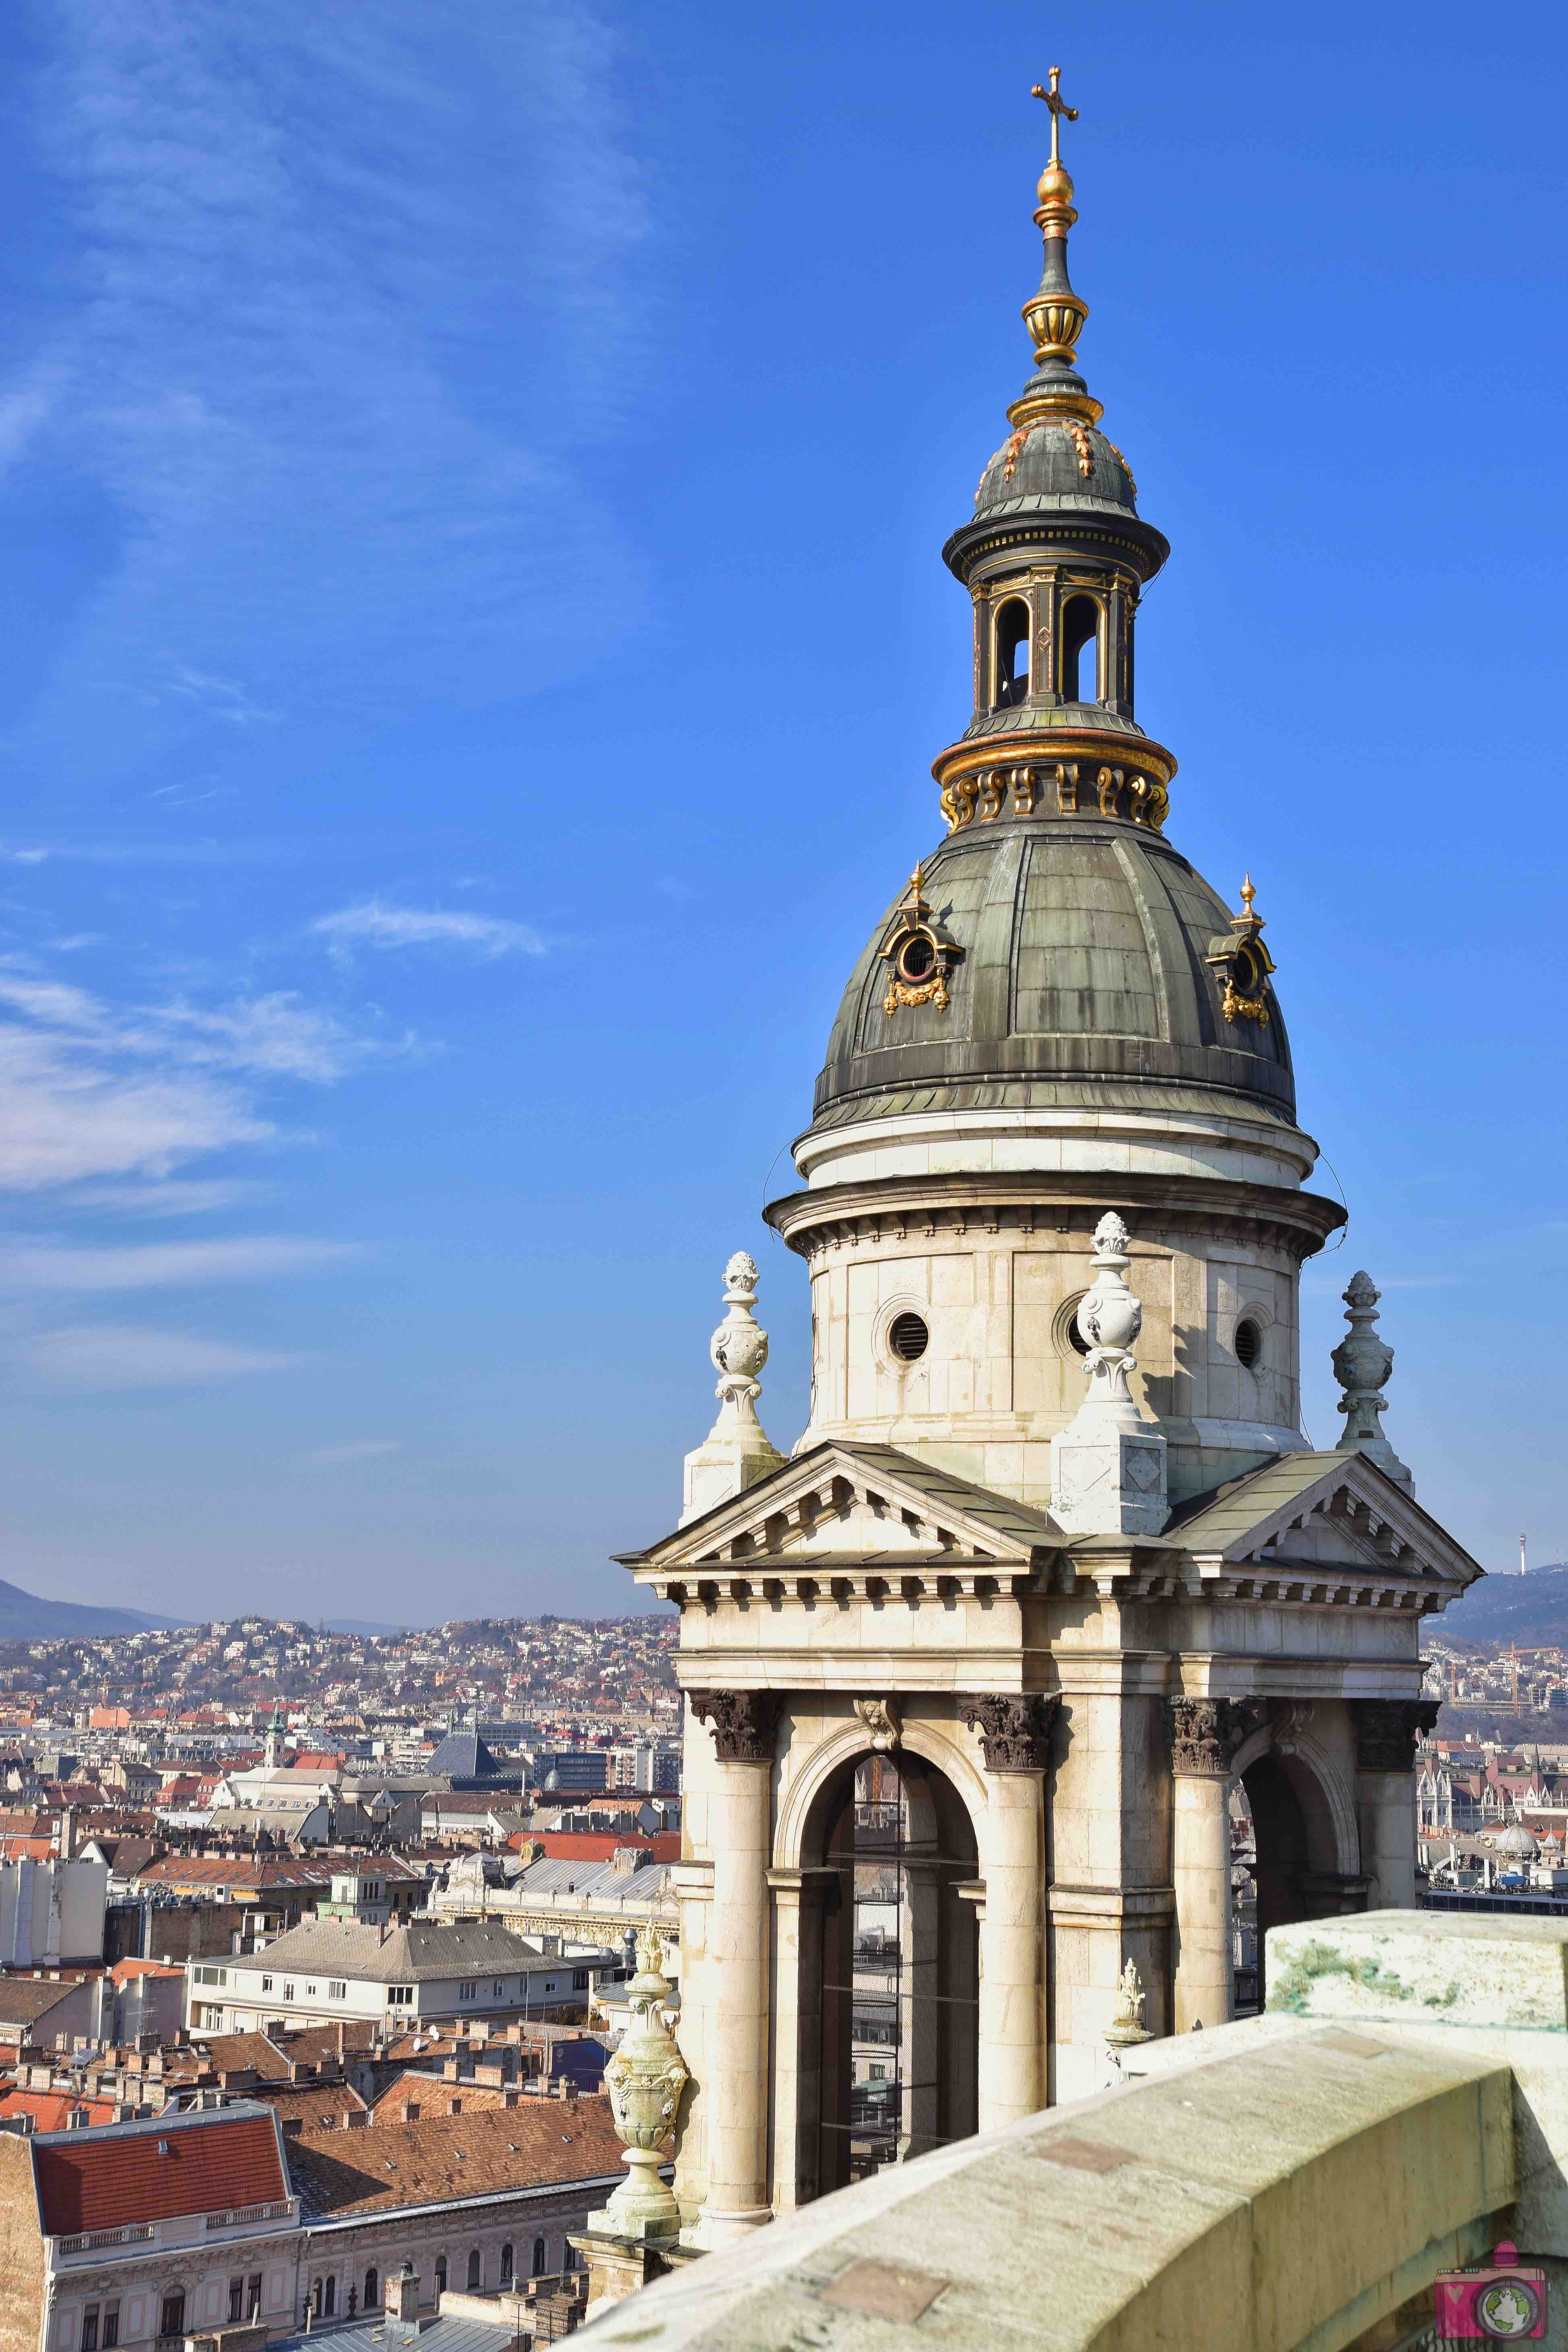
0, 1237, 357, 1294
31, 1325, 305, 1389
10, 0, 651, 782
0, 963, 405, 1190
63, 1179, 271, 1219
313, 901, 545, 961
305, 1439, 399, 1465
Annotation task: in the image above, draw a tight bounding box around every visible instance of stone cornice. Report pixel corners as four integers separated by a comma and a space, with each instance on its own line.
764, 1169, 1346, 1264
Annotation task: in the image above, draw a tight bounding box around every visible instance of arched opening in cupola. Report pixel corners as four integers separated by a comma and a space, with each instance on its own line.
1060, 594, 1100, 703
993, 598, 1031, 708
803, 1749, 979, 2200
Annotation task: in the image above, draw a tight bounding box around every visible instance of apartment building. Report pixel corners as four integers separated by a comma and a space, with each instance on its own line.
186, 1917, 623, 2036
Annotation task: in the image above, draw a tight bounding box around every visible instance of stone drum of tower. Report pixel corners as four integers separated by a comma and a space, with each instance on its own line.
766, 111, 1341, 1510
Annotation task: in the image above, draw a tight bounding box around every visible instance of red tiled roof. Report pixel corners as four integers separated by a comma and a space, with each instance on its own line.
0, 2089, 117, 2133
109, 1959, 184, 1984
509, 1830, 679, 1863
33, 2110, 287, 2234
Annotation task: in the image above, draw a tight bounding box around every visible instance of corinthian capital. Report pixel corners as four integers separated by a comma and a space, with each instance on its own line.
687, 1688, 782, 1764
959, 1692, 1058, 1773
1170, 1697, 1258, 1777
1351, 1698, 1441, 1774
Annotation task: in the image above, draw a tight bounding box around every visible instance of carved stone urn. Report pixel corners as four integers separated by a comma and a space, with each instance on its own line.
595, 1929, 689, 2243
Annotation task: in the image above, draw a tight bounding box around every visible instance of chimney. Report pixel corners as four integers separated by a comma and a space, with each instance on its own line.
393, 2262, 421, 2324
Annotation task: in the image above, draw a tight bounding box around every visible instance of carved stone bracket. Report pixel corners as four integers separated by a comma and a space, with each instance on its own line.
959, 1692, 1059, 1773
1170, 1697, 1259, 1777
1351, 1698, 1441, 1774
852, 1696, 901, 1752
687, 1689, 783, 1764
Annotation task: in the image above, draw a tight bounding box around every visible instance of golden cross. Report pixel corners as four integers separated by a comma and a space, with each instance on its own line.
1031, 66, 1079, 167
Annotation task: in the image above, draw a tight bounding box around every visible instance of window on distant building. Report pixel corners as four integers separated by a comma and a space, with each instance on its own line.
363, 2270, 379, 2312
458, 1980, 477, 2001
158, 2295, 185, 2342
433, 2257, 447, 2297
229, 2280, 243, 2324
466, 2251, 481, 2291
305, 1984, 317, 1997
328, 1981, 346, 2001
101, 2308, 118, 2349
386, 1984, 414, 2006
83, 2307, 99, 2352
283, 1983, 295, 2001
531, 2238, 546, 2278
493, 1981, 505, 1997
571, 1970, 589, 1992
323, 2280, 335, 2319
246, 2277, 261, 2321
499, 2246, 513, 2287
260, 1976, 274, 1994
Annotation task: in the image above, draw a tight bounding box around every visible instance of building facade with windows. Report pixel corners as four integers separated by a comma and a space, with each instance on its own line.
13, 2103, 301, 2352
10, 2090, 633, 2348
185, 1917, 623, 2036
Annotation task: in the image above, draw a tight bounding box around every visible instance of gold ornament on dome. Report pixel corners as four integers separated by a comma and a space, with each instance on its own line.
1205, 873, 1276, 1026
881, 864, 962, 1015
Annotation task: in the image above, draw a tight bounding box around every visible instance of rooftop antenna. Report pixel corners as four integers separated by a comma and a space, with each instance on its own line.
1521, 1532, 1527, 1577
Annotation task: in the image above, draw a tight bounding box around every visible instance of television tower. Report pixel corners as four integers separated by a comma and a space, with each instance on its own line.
1521, 1533, 1528, 1576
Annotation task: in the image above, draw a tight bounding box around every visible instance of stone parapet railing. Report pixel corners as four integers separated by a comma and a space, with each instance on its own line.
576, 1911, 1568, 2352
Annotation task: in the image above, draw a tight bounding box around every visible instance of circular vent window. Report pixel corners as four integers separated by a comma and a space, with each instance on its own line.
887, 1311, 929, 1364
897, 933, 936, 984
1235, 1318, 1262, 1370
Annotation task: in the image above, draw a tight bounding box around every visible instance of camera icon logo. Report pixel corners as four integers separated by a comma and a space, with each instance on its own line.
1433, 2241, 1546, 2341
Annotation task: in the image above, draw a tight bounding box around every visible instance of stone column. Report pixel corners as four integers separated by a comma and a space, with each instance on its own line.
1170, 1699, 1253, 2035
1352, 1700, 1438, 1910
686, 1690, 780, 2248
959, 1695, 1054, 2131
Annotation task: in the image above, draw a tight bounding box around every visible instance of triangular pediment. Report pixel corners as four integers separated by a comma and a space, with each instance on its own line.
1161, 1448, 1483, 1594
617, 1440, 1064, 1589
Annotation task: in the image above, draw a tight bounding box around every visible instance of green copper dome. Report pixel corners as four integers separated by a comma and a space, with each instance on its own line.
807, 810, 1296, 1132
971, 415, 1140, 526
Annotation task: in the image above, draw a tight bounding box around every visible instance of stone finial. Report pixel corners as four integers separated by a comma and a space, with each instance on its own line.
1104, 1958, 1152, 2051
1331, 1271, 1413, 1493
1049, 1212, 1168, 1537
592, 1931, 688, 2243
680, 1251, 786, 1525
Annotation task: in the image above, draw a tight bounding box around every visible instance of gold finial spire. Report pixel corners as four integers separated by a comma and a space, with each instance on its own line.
1010, 72, 1097, 428
1240, 873, 1256, 917
1032, 67, 1078, 171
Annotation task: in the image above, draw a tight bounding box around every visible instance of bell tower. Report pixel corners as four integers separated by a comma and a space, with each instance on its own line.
620, 78, 1480, 2251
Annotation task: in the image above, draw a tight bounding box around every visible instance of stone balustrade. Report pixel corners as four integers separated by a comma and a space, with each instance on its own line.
575, 1911, 1568, 2351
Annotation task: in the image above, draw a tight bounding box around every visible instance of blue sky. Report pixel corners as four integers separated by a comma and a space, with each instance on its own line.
0, 0, 1559, 1624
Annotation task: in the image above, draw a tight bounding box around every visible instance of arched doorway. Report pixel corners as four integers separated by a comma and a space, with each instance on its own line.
807, 1749, 979, 2197
1238, 1745, 1351, 2005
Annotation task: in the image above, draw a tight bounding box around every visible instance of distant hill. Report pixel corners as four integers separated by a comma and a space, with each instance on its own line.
1439, 1563, 1568, 1649
0, 1578, 192, 1640
323, 1618, 409, 1636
